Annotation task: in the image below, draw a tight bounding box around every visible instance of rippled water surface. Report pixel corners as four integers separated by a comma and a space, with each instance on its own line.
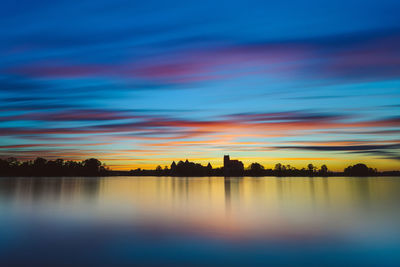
0, 176, 399, 266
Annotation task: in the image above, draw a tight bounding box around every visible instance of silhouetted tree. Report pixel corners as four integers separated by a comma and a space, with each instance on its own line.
155, 165, 163, 176
274, 163, 282, 171
307, 163, 315, 176
170, 161, 177, 175
344, 163, 377, 176
320, 164, 329, 176
281, 165, 287, 172
83, 158, 102, 176
248, 162, 265, 176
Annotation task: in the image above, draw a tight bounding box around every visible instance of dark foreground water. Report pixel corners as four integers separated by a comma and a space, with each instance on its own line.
0, 176, 399, 266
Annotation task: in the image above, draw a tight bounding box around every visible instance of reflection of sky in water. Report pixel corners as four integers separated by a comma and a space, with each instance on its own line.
0, 177, 400, 266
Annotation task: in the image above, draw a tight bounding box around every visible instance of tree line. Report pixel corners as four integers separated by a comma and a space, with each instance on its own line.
131, 160, 382, 177
0, 157, 108, 176
1, 157, 394, 177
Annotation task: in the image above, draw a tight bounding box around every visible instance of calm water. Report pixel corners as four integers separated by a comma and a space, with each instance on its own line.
0, 176, 399, 266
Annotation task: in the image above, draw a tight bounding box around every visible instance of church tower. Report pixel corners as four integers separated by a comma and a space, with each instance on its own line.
224, 155, 230, 168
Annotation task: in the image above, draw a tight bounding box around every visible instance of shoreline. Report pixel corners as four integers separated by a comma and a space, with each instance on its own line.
1, 174, 399, 178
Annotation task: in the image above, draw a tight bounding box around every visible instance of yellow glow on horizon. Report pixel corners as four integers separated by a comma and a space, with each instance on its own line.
105, 155, 399, 172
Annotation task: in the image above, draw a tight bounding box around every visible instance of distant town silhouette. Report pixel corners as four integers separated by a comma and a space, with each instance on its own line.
1, 155, 399, 177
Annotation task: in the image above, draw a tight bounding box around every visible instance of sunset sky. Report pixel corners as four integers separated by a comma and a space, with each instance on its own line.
1, 0, 400, 171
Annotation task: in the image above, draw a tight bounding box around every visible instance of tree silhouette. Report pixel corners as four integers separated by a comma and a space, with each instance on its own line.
0, 157, 106, 176
320, 164, 328, 176
248, 162, 265, 176
83, 158, 102, 176
274, 163, 282, 171
344, 163, 377, 176
0, 156, 392, 177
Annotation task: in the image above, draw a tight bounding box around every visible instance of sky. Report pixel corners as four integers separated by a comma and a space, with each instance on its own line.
1, 0, 400, 171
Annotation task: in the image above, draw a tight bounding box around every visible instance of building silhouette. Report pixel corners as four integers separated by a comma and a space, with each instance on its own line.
223, 155, 244, 176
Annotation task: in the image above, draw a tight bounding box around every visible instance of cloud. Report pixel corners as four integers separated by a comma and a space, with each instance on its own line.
1, 109, 399, 139
0, 143, 111, 149
4, 109, 140, 122
321, 130, 400, 135
275, 142, 400, 161
5, 29, 400, 86
225, 111, 348, 122
276, 144, 400, 152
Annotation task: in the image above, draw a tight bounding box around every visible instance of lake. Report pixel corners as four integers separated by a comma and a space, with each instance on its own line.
0, 176, 399, 266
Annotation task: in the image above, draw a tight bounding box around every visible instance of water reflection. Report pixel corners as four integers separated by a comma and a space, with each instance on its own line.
1, 177, 400, 224
0, 177, 99, 203
1, 177, 399, 223
0, 176, 399, 266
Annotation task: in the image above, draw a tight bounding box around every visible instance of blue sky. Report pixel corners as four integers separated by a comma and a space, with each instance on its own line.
1, 0, 400, 170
